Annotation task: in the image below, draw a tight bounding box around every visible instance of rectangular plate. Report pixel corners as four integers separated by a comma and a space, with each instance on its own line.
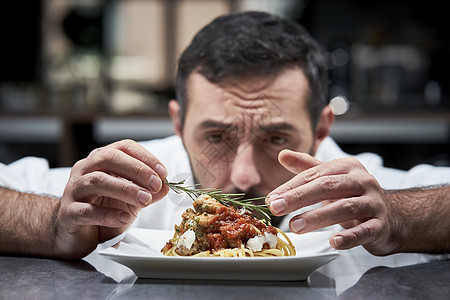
99, 228, 339, 281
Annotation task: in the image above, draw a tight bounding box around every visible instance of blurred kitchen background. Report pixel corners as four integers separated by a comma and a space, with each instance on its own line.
0, 0, 449, 169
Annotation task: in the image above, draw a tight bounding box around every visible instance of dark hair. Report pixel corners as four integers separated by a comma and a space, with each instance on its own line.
176, 11, 328, 130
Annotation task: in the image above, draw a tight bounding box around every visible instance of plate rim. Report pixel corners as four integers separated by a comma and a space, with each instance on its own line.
98, 228, 340, 260
98, 228, 340, 281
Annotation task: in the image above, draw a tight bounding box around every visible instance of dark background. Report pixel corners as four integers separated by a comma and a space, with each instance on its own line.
0, 0, 449, 170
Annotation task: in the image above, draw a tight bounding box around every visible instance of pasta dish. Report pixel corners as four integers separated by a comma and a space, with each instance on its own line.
161, 194, 296, 257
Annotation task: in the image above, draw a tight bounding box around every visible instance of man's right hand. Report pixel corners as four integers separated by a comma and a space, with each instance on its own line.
54, 139, 169, 258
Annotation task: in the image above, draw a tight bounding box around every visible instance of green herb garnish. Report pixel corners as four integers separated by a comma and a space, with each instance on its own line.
165, 179, 272, 224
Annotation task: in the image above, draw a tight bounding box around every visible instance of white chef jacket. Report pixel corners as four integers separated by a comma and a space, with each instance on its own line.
1, 135, 449, 232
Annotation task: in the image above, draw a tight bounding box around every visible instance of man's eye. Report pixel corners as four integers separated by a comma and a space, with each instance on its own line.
267, 136, 287, 146
207, 135, 222, 143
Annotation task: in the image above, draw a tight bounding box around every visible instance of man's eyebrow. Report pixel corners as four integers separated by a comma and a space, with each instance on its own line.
199, 120, 296, 132
259, 122, 296, 132
199, 120, 233, 129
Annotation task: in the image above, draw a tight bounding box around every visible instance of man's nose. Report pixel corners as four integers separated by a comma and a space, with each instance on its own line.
230, 144, 261, 191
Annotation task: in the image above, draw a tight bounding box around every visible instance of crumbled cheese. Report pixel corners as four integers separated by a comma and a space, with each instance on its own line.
247, 235, 265, 252
265, 233, 277, 248
246, 233, 278, 252
176, 229, 196, 250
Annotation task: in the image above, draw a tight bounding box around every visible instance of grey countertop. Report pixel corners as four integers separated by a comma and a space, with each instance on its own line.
1, 246, 449, 299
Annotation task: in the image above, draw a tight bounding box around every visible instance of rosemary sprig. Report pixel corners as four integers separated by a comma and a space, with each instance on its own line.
165, 179, 273, 224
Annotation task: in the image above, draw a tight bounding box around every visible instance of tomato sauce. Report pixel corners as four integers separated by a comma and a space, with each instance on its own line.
202, 202, 277, 251
171, 195, 278, 254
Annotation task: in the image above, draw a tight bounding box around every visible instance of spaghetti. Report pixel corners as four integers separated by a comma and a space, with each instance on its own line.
161, 194, 296, 257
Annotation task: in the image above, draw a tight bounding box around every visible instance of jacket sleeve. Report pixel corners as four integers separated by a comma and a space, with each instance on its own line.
0, 157, 70, 197
317, 137, 450, 190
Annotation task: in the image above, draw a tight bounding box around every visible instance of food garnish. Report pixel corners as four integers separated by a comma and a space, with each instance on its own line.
165, 179, 272, 224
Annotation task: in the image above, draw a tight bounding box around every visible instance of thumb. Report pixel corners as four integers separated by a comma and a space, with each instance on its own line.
278, 149, 322, 174
266, 150, 323, 205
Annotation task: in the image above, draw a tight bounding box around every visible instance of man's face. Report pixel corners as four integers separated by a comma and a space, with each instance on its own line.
174, 67, 326, 199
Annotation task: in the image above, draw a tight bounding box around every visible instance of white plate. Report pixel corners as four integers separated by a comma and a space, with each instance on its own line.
99, 228, 339, 281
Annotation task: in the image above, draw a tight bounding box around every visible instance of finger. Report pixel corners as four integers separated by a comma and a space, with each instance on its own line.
65, 202, 132, 228
329, 219, 383, 250
92, 195, 139, 215
278, 149, 322, 174
267, 151, 324, 203
151, 183, 170, 204
269, 155, 367, 198
269, 156, 356, 200
111, 139, 168, 178
266, 156, 368, 213
288, 196, 376, 233
71, 171, 154, 208
268, 174, 365, 216
80, 145, 165, 194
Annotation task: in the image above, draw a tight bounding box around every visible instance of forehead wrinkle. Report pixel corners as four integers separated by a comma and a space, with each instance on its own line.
224, 90, 265, 108
221, 76, 277, 104
187, 69, 309, 132
223, 91, 279, 115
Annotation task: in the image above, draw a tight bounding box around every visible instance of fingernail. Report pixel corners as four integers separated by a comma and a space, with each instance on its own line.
155, 163, 167, 178
119, 212, 130, 224
138, 190, 152, 205
270, 198, 287, 214
266, 193, 279, 204
291, 218, 306, 233
333, 235, 344, 248
149, 174, 162, 193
